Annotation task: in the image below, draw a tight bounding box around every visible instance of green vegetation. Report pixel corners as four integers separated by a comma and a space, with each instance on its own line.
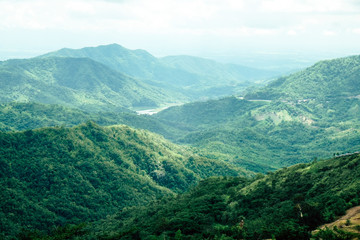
153, 96, 360, 171
4, 152, 360, 239
160, 55, 276, 95
0, 57, 180, 111
31, 153, 359, 239
1, 47, 360, 239
0, 102, 179, 137
313, 226, 360, 240
40, 44, 276, 100
0, 122, 245, 239
245, 55, 360, 100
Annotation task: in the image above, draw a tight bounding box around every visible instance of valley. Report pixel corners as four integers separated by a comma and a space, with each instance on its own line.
1, 44, 360, 239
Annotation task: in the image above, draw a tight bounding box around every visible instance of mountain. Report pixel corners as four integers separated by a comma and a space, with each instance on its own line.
83, 153, 360, 240
0, 57, 179, 112
40, 44, 277, 99
2, 55, 360, 173
146, 55, 360, 171
160, 55, 276, 84
154, 92, 360, 171
2, 94, 359, 174
0, 122, 245, 239
245, 55, 360, 100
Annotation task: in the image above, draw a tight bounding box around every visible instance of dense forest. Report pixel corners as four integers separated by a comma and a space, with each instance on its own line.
2, 95, 359, 173
245, 55, 360, 101
1, 45, 360, 239
14, 153, 360, 240
0, 122, 245, 239
0, 57, 179, 111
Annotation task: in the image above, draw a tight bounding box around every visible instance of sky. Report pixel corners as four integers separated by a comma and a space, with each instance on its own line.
1, 0, 360, 68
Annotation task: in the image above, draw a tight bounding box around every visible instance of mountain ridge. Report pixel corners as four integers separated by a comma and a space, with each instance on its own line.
0, 56, 180, 111
245, 54, 360, 100
40, 43, 277, 100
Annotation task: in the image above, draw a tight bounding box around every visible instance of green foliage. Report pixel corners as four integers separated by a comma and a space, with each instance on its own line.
0, 122, 244, 239
155, 95, 360, 171
88, 153, 360, 239
0, 102, 179, 137
313, 226, 360, 240
0, 56, 179, 111
245, 55, 360, 101
39, 44, 275, 100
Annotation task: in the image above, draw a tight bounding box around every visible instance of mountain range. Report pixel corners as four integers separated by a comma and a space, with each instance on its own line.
0, 44, 278, 112
1, 44, 360, 239
0, 56, 181, 112
40, 44, 277, 100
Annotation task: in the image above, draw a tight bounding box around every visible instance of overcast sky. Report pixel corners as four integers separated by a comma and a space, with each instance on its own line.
1, 0, 360, 63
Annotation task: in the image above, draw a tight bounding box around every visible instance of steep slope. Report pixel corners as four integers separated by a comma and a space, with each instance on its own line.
40, 43, 177, 82
87, 153, 360, 240
245, 55, 360, 100
0, 122, 245, 239
0, 57, 177, 111
40, 44, 277, 99
313, 205, 360, 238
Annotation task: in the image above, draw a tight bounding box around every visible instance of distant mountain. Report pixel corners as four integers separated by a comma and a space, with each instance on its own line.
40, 44, 277, 99
245, 55, 360, 100
160, 55, 276, 84
0, 122, 245, 239
0, 57, 179, 111
60, 153, 360, 239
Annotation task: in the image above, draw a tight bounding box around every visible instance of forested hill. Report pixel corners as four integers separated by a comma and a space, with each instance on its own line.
154, 96, 360, 171
39, 44, 277, 99
0, 122, 245, 239
0, 57, 180, 111
245, 54, 360, 100
85, 153, 360, 240
0, 102, 179, 137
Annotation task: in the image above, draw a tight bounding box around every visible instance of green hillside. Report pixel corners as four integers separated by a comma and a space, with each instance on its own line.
245, 55, 360, 100
40, 44, 194, 86
0, 102, 180, 138
0, 122, 245, 239
0, 57, 178, 111
154, 96, 360, 171
40, 44, 276, 99
85, 153, 360, 240
148, 55, 360, 171
2, 94, 359, 174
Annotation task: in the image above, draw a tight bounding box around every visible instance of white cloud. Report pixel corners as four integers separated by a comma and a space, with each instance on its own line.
352, 28, 360, 34
260, 0, 359, 13
287, 30, 297, 35
323, 30, 336, 36
1, 0, 360, 57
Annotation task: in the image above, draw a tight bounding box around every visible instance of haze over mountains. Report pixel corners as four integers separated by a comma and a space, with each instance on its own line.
40, 44, 277, 103
1, 43, 360, 239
